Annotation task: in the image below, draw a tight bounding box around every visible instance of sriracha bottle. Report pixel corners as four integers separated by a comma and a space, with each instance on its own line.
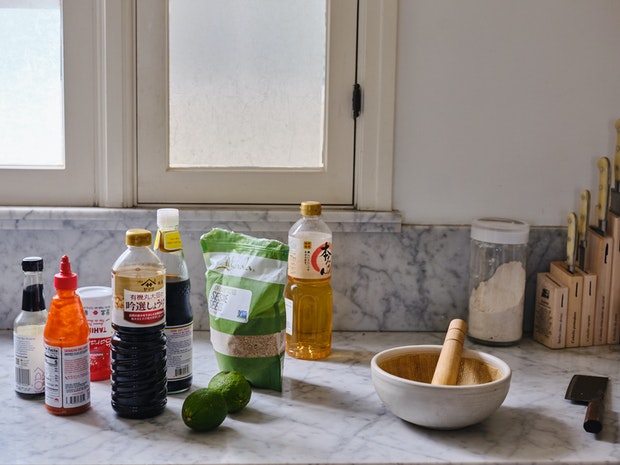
44, 255, 91, 415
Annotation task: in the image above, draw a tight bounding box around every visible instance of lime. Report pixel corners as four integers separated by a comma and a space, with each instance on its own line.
208, 370, 252, 413
181, 388, 228, 431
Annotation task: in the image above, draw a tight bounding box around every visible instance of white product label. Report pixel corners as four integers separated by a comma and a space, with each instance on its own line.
208, 283, 252, 323
164, 323, 193, 380
83, 303, 112, 340
288, 233, 332, 279
14, 326, 46, 394
44, 343, 90, 409
285, 298, 293, 335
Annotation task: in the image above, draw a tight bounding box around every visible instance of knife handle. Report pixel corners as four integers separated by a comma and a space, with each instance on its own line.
566, 212, 577, 272
584, 399, 604, 433
578, 190, 590, 240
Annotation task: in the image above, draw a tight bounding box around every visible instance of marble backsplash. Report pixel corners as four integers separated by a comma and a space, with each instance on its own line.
0, 207, 565, 332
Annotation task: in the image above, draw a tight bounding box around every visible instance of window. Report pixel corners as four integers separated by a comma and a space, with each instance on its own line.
137, 0, 357, 206
0, 0, 98, 206
0, 1, 63, 169
0, 0, 395, 210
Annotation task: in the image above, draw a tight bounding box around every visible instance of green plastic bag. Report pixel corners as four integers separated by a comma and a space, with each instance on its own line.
200, 228, 289, 391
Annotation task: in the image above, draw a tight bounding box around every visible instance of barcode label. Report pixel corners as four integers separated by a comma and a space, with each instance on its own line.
67, 393, 88, 405
15, 367, 30, 386
175, 365, 190, 377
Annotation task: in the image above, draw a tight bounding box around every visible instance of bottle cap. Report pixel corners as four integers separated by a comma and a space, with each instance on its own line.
22, 256, 43, 272
300, 201, 322, 216
54, 255, 78, 290
157, 208, 180, 229
126, 228, 152, 247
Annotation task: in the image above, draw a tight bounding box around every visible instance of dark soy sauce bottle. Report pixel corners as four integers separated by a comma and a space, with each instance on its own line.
111, 229, 167, 419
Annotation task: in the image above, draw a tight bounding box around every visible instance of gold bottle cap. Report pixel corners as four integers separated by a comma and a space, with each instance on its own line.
300, 201, 322, 216
126, 228, 152, 247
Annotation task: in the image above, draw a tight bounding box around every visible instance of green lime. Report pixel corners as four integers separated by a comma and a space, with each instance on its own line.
208, 370, 252, 413
181, 388, 228, 431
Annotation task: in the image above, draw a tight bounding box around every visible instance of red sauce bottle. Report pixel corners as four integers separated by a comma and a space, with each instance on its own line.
44, 255, 91, 415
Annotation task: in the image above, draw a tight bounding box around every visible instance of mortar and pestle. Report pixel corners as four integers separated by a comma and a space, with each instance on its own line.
370, 319, 512, 429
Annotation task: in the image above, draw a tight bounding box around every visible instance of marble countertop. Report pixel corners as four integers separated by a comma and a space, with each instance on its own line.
1, 331, 618, 465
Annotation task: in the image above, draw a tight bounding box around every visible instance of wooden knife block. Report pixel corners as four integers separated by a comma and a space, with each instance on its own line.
606, 211, 620, 344
576, 267, 597, 347
549, 261, 583, 347
584, 227, 613, 345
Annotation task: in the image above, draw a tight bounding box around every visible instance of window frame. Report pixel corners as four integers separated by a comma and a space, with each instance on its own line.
135, 0, 358, 207
0, 0, 98, 206
0, 0, 396, 211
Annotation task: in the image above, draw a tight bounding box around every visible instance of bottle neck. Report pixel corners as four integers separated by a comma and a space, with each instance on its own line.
55, 288, 77, 298
22, 271, 45, 312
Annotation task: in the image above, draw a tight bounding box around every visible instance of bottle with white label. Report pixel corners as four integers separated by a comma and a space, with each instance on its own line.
285, 201, 333, 360
76, 286, 113, 381
14, 257, 48, 398
111, 228, 167, 418
154, 208, 193, 394
44, 255, 91, 415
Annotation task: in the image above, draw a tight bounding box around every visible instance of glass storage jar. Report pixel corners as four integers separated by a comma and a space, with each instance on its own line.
468, 218, 530, 345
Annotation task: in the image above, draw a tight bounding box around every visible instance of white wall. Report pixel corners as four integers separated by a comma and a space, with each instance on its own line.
393, 0, 620, 226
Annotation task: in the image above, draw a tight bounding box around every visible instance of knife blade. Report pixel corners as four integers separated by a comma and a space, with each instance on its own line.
566, 212, 578, 273
565, 374, 609, 434
594, 157, 610, 235
609, 119, 620, 214
615, 119, 620, 191
578, 189, 590, 269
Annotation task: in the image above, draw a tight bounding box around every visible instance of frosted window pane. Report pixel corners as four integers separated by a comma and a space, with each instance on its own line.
0, 1, 63, 168
168, 0, 326, 168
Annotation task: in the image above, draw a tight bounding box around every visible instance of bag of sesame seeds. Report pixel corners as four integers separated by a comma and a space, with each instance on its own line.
200, 228, 289, 391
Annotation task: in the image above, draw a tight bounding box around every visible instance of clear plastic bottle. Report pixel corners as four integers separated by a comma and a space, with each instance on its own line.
285, 201, 333, 360
44, 255, 91, 415
154, 208, 193, 394
14, 257, 47, 398
111, 228, 167, 418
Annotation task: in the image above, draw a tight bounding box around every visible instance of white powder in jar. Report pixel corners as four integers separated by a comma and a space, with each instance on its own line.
468, 260, 526, 343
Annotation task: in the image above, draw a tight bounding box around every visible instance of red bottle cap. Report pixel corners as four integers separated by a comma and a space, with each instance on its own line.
54, 255, 78, 290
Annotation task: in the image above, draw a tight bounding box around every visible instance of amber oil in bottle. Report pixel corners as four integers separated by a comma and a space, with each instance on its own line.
285, 201, 333, 360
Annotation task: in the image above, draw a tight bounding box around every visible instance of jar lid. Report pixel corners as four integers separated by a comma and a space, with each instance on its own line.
471, 217, 530, 244
76, 286, 112, 300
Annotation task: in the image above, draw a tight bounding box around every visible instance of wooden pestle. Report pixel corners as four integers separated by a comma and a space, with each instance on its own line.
431, 319, 467, 385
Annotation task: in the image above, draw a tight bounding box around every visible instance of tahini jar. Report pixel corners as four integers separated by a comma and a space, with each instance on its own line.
468, 218, 530, 345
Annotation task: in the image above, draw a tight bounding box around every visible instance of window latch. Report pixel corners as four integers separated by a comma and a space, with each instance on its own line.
352, 83, 362, 118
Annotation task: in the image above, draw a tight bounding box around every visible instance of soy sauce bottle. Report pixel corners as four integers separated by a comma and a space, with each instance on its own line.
154, 209, 193, 394
111, 229, 167, 419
